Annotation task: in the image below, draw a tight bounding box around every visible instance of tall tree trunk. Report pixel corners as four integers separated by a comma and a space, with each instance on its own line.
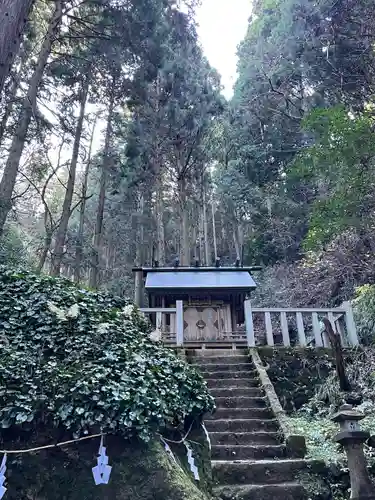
237, 224, 244, 262
179, 176, 190, 266
203, 187, 210, 266
198, 178, 205, 265
135, 194, 145, 266
155, 177, 165, 265
233, 227, 240, 261
153, 71, 165, 266
74, 116, 97, 283
89, 93, 115, 289
37, 229, 52, 272
0, 0, 63, 238
198, 207, 204, 265
0, 41, 29, 146
212, 200, 218, 261
50, 75, 90, 276
0, 0, 35, 96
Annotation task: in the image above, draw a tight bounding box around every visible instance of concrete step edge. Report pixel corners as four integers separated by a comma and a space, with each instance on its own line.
214, 398, 267, 404
197, 359, 252, 363
214, 482, 304, 488
209, 410, 272, 417
201, 366, 256, 370
208, 418, 278, 425
212, 444, 285, 450
208, 386, 260, 390
212, 406, 270, 410
213, 482, 305, 494
212, 458, 317, 465
210, 395, 267, 402
208, 431, 281, 437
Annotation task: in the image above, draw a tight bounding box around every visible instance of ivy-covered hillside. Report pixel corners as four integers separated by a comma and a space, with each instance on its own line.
0, 267, 214, 442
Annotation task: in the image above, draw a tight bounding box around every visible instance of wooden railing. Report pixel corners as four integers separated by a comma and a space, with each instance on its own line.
244, 300, 359, 347
140, 300, 359, 348
140, 300, 184, 346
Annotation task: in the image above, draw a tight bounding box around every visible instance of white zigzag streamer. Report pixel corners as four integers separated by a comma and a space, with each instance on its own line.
184, 443, 200, 481
201, 422, 211, 450
92, 436, 112, 485
0, 454, 7, 499
160, 437, 177, 464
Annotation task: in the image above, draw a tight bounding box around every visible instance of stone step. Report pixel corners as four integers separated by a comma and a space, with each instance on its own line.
212, 459, 320, 485
214, 396, 267, 409
214, 482, 307, 500
210, 388, 265, 399
205, 418, 279, 433
207, 378, 259, 389
207, 407, 273, 420
212, 444, 286, 460
200, 364, 257, 374
192, 349, 248, 357
209, 431, 282, 446
201, 369, 257, 380
193, 355, 249, 365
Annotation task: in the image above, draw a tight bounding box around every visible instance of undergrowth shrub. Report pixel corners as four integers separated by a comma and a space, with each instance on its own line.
0, 267, 214, 443
292, 349, 375, 499
302, 349, 375, 416
354, 284, 375, 345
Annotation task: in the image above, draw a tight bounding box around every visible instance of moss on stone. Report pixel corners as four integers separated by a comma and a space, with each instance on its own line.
4, 436, 211, 499
172, 422, 213, 493
258, 347, 335, 412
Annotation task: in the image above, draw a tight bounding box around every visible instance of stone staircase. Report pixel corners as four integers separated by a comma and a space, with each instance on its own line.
192, 350, 314, 500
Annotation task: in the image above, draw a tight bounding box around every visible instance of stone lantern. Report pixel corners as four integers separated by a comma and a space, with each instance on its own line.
332, 404, 375, 500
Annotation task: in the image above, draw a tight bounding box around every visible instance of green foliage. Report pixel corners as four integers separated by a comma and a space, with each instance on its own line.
258, 347, 334, 413
264, 348, 375, 499
0, 267, 214, 441
292, 106, 375, 250
290, 349, 375, 499
218, 0, 375, 271
289, 416, 341, 462
0, 225, 34, 267
353, 285, 375, 345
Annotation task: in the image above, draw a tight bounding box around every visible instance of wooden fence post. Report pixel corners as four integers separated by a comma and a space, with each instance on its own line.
296, 312, 306, 347
312, 312, 323, 347
265, 311, 274, 346
244, 299, 255, 347
343, 301, 359, 346
134, 271, 143, 307
280, 311, 290, 347
176, 300, 184, 346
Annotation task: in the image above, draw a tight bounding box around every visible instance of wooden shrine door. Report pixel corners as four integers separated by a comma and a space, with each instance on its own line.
183, 304, 232, 342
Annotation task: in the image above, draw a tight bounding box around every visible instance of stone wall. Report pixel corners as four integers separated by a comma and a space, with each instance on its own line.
3, 435, 211, 500
258, 347, 334, 413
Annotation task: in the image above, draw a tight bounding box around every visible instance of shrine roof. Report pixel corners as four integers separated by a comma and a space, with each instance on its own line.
143, 269, 257, 292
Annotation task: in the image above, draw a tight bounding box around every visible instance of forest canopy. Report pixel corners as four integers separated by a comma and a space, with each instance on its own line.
1, 0, 375, 307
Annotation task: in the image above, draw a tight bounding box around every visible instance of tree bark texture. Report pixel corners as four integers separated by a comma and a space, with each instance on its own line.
74, 116, 97, 283
322, 317, 351, 392
178, 176, 190, 266
212, 200, 218, 261
37, 229, 52, 272
89, 94, 114, 289
135, 194, 145, 266
0, 40, 29, 146
155, 177, 165, 266
50, 74, 90, 276
0, 0, 63, 238
198, 206, 205, 265
203, 188, 210, 266
0, 0, 35, 95
233, 228, 240, 261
